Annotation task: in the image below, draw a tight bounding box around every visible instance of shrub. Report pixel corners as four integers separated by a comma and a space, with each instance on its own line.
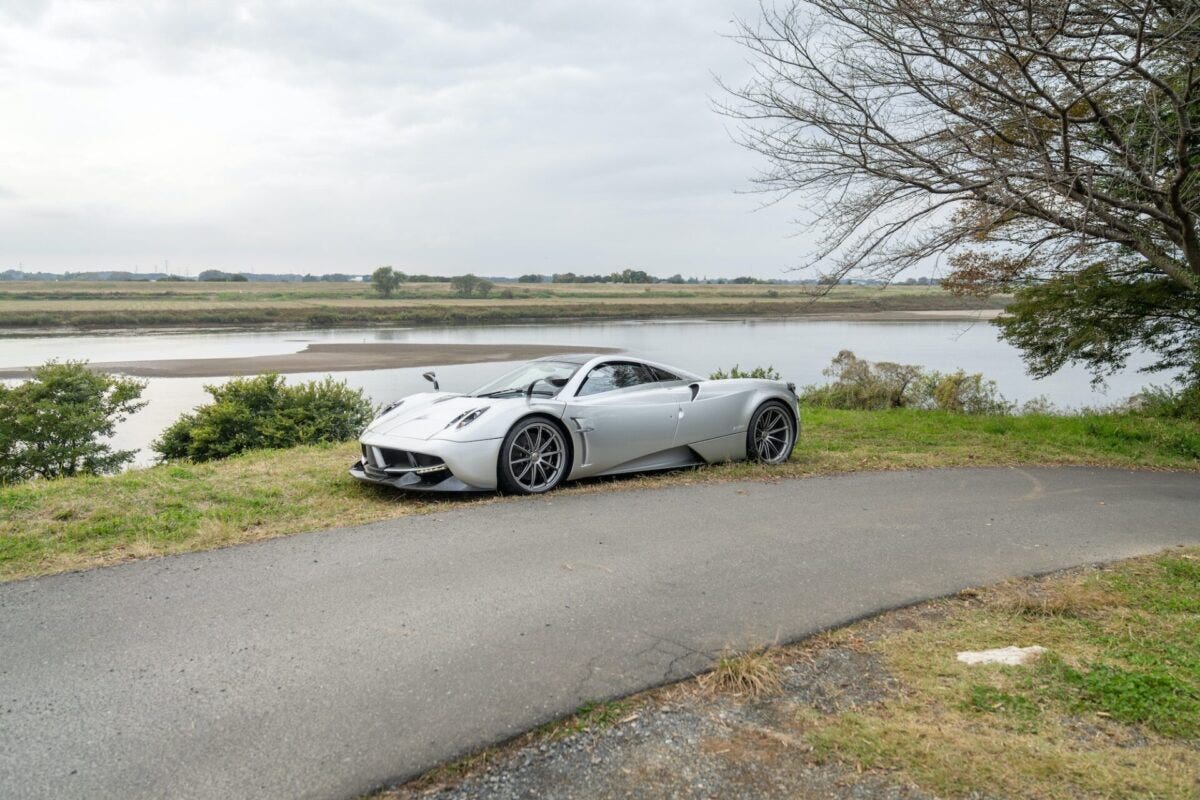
800, 350, 923, 409
0, 361, 146, 482
154, 374, 375, 462
710, 364, 782, 380
801, 350, 1012, 414
929, 370, 1013, 415
1129, 367, 1200, 420
1018, 395, 1058, 415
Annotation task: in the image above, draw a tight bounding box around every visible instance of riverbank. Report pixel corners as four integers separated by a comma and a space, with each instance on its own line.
0, 342, 620, 379
2, 406, 1196, 582
0, 281, 1007, 332
380, 547, 1200, 799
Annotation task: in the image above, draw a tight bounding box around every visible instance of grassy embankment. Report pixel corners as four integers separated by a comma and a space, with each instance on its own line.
383, 547, 1200, 799
793, 549, 1200, 797
2, 406, 1196, 582
0, 281, 1006, 329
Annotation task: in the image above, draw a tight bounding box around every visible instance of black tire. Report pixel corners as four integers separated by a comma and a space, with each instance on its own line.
747, 401, 796, 464
497, 417, 570, 494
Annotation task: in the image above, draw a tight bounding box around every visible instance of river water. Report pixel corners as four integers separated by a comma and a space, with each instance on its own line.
0, 318, 1168, 465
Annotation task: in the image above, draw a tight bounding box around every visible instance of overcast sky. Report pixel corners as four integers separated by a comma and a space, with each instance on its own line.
0, 1, 814, 278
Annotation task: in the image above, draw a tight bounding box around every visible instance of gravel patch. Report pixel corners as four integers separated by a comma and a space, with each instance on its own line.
381, 644, 928, 800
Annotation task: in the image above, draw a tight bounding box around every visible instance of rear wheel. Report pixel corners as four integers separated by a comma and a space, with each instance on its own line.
498, 418, 569, 494
747, 401, 795, 464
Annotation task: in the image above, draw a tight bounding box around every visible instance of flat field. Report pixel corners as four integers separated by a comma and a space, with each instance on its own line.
0, 281, 1007, 330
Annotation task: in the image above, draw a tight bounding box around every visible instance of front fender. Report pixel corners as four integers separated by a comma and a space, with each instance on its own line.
430, 399, 567, 443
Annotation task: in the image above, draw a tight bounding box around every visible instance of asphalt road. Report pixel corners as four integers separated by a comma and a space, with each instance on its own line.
2, 467, 1198, 800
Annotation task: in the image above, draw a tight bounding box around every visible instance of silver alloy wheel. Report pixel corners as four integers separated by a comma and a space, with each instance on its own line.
752, 405, 793, 463
506, 421, 567, 492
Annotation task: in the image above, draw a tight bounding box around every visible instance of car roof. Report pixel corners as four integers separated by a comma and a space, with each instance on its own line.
536, 353, 701, 382
534, 353, 608, 365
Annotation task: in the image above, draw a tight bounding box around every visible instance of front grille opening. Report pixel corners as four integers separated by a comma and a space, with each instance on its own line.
362, 445, 447, 475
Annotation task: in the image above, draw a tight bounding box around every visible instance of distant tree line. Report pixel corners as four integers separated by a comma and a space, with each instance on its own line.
370, 267, 821, 297
300, 273, 359, 282
198, 270, 248, 282
371, 267, 500, 298
534, 271, 808, 285
2, 267, 933, 287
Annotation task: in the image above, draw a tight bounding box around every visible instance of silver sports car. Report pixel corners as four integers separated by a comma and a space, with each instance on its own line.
350, 353, 799, 494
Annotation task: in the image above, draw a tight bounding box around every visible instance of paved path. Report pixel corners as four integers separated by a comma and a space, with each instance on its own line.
2, 467, 1197, 800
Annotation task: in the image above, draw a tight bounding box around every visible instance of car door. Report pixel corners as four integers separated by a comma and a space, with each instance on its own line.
673, 380, 750, 446
564, 362, 685, 475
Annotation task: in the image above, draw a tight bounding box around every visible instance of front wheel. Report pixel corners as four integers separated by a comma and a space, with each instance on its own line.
747, 401, 796, 464
498, 418, 569, 494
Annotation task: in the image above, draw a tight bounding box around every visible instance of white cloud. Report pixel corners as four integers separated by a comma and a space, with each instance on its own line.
0, 0, 805, 276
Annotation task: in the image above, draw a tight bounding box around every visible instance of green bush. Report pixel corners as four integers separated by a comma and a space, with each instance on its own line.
1130, 367, 1200, 420
929, 370, 1013, 415
709, 364, 782, 380
800, 350, 925, 410
154, 374, 375, 462
0, 361, 146, 482
801, 350, 1012, 414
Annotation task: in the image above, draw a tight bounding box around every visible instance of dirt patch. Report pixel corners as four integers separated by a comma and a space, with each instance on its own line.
780, 647, 899, 714
380, 643, 921, 800
384, 698, 933, 800
0, 342, 619, 378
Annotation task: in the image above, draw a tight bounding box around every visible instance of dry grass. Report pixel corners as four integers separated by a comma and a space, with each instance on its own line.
698, 650, 783, 698
993, 581, 1124, 618
799, 550, 1200, 798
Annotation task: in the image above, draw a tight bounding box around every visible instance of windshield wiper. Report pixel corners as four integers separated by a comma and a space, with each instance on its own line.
476, 387, 525, 397
478, 385, 560, 398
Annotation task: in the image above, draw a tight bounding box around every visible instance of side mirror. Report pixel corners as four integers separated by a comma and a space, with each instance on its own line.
422, 371, 439, 391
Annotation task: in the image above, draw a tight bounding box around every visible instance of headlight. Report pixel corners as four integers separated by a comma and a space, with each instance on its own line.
446, 406, 489, 430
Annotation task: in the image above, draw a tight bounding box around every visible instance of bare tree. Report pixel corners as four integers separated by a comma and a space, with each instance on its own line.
726, 0, 1200, 378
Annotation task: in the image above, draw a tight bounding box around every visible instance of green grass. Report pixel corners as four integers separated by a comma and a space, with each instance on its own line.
0, 443, 450, 580
800, 548, 1200, 798
1, 407, 1196, 582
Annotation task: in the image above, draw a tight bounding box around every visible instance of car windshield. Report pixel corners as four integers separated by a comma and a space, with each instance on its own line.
470, 360, 580, 398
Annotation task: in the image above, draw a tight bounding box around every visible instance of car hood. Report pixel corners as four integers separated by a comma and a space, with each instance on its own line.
364, 393, 497, 440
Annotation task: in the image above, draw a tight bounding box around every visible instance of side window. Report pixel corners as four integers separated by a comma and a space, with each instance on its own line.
577, 362, 657, 397
651, 366, 682, 382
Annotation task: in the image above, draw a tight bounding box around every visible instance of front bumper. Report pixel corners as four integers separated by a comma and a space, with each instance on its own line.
349, 434, 503, 492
